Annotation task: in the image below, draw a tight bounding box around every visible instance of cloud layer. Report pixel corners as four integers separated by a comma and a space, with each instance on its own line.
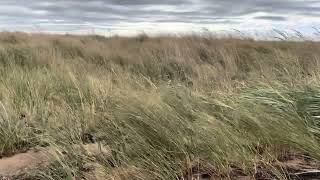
0, 0, 319, 35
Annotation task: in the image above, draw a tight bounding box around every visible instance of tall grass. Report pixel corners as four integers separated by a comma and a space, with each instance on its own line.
0, 32, 319, 179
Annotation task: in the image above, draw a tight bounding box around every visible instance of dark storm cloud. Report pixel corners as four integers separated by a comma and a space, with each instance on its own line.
0, 0, 319, 34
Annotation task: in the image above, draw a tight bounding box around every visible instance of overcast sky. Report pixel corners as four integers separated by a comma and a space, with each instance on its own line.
0, 0, 319, 36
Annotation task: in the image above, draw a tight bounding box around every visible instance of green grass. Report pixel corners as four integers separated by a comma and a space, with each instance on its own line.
0, 32, 319, 179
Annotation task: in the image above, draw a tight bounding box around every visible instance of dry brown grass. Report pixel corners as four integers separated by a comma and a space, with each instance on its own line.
0, 32, 320, 179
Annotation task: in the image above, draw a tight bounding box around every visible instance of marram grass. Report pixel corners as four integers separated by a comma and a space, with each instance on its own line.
0, 32, 319, 179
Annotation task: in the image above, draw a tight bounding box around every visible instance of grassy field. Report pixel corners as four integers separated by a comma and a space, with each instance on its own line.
0, 32, 320, 179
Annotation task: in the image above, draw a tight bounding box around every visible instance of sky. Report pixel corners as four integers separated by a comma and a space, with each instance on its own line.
0, 0, 320, 37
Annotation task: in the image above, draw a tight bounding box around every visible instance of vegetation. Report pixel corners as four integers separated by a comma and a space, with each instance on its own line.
0, 32, 320, 179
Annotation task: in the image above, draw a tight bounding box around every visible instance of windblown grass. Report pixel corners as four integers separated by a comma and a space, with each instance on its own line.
0, 32, 320, 179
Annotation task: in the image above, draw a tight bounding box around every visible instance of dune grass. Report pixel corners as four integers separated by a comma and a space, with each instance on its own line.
0, 32, 320, 179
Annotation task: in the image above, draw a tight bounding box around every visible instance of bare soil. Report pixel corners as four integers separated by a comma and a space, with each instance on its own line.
0, 144, 110, 180
0, 148, 51, 178
0, 147, 319, 180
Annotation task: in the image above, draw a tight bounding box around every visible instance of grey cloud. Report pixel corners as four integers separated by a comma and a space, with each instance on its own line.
108, 0, 185, 5
199, 0, 320, 17
254, 16, 287, 21
0, 0, 319, 33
